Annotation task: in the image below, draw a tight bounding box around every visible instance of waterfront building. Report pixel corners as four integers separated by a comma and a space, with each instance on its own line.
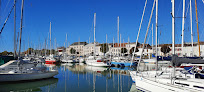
83, 42, 103, 56
66, 41, 204, 57
156, 42, 204, 57
109, 42, 153, 57
66, 42, 87, 56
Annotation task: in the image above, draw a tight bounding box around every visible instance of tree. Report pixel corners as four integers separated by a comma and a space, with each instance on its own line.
0, 51, 8, 55
121, 48, 127, 54
51, 49, 56, 54
25, 48, 34, 54
0, 51, 13, 56
100, 44, 109, 54
70, 48, 76, 54
41, 49, 48, 55
129, 47, 139, 55
161, 45, 170, 56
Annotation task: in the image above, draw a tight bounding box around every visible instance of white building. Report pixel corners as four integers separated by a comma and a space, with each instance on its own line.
66, 41, 204, 57
156, 42, 204, 57
66, 42, 87, 56
109, 42, 153, 56
83, 42, 103, 56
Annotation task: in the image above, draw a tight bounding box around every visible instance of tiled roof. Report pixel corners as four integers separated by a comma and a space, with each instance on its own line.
70, 42, 87, 46
113, 43, 127, 47
138, 44, 152, 48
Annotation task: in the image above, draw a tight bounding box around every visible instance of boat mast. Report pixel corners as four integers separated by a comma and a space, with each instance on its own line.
172, 0, 175, 56
123, 39, 124, 55
18, 0, 24, 59
44, 39, 46, 56
137, 0, 156, 70
131, 0, 147, 67
155, 0, 158, 70
14, 0, 16, 58
152, 24, 153, 49
66, 33, 67, 49
128, 36, 130, 55
117, 16, 119, 57
94, 13, 96, 57
172, 0, 175, 78
195, 0, 200, 57
55, 38, 56, 55
190, 0, 194, 56
106, 34, 107, 54
78, 37, 80, 56
120, 34, 121, 56
27, 37, 29, 56
46, 32, 49, 56
50, 22, 52, 56
181, 0, 185, 56
112, 37, 114, 57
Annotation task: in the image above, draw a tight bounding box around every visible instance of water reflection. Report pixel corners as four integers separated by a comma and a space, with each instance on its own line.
0, 78, 58, 92
59, 63, 133, 92
0, 63, 133, 92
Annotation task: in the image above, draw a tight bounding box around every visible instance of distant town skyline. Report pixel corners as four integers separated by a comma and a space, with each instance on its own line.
0, 0, 204, 52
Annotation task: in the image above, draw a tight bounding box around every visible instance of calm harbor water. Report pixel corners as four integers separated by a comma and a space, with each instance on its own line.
0, 63, 135, 92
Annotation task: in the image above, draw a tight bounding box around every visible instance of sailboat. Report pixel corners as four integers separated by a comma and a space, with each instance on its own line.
110, 16, 138, 67
0, 0, 58, 82
86, 13, 109, 67
45, 22, 57, 63
130, 0, 204, 91
61, 34, 79, 63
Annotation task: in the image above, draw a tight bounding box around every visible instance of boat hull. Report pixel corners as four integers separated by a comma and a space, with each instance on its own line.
45, 60, 56, 63
61, 59, 77, 63
129, 71, 203, 92
86, 60, 109, 67
111, 61, 137, 67
0, 71, 58, 82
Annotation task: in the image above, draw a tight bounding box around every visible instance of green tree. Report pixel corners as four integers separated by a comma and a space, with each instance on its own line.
121, 48, 127, 54
41, 49, 48, 55
161, 45, 170, 56
1, 51, 8, 55
129, 47, 139, 55
100, 44, 109, 54
0, 51, 13, 55
70, 48, 76, 54
51, 49, 56, 54
25, 48, 34, 54
8, 52, 13, 55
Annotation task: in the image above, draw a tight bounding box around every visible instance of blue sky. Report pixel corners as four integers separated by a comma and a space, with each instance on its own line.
0, 0, 204, 52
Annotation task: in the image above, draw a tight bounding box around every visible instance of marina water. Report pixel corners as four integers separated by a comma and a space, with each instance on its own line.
0, 63, 134, 92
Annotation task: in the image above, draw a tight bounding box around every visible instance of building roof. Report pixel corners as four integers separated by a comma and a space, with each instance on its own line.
158, 42, 204, 47
113, 43, 127, 47
70, 42, 87, 46
57, 47, 65, 50
138, 44, 152, 49
84, 42, 100, 47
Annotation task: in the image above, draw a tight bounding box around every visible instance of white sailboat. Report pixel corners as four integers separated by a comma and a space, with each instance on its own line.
0, 0, 58, 82
130, 0, 204, 91
86, 13, 109, 67
45, 22, 57, 63
86, 56, 109, 66
0, 60, 58, 82
61, 56, 77, 63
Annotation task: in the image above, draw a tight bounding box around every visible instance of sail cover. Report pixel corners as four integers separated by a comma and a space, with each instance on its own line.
172, 55, 204, 67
